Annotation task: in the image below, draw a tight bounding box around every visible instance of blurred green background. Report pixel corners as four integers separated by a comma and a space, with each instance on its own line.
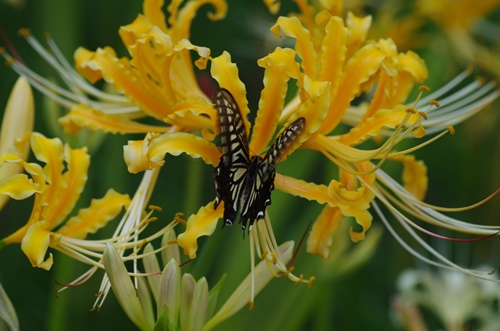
0, 0, 499, 330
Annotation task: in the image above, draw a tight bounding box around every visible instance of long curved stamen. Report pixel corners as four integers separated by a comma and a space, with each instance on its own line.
371, 200, 499, 282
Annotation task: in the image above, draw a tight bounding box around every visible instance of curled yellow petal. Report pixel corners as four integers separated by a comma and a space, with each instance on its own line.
74, 47, 103, 84
177, 202, 223, 259
20, 221, 54, 270
43, 143, 90, 231
210, 51, 251, 137
390, 155, 428, 201
0, 174, 38, 200
327, 163, 375, 211
124, 132, 220, 174
307, 205, 343, 259
59, 105, 169, 135
338, 105, 423, 146
274, 173, 331, 204
124, 134, 164, 174
57, 189, 130, 239
271, 16, 316, 77
345, 12, 372, 60
345, 208, 373, 243
318, 15, 348, 85
30, 133, 64, 184
148, 132, 220, 166
251, 48, 300, 155
143, 0, 168, 32
321, 43, 386, 134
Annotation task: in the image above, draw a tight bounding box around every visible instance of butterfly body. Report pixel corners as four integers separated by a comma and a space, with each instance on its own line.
212, 88, 305, 232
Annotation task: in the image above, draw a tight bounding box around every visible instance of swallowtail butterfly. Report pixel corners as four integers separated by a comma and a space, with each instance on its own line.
213, 88, 306, 233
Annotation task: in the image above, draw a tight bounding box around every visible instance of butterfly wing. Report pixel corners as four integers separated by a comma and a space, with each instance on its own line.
213, 88, 251, 226
240, 117, 306, 230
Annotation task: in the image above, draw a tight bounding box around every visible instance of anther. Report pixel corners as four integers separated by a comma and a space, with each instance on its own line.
418, 85, 430, 92
17, 28, 31, 37
429, 100, 440, 107
418, 111, 428, 120
149, 205, 162, 212
447, 126, 455, 135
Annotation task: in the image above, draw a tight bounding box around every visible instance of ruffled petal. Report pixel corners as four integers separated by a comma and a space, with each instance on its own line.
0, 174, 39, 200
147, 132, 220, 166
20, 221, 54, 270
59, 105, 170, 135
271, 16, 317, 77
345, 12, 372, 61
327, 162, 375, 211
124, 132, 220, 174
390, 155, 428, 201
57, 189, 130, 239
321, 43, 386, 134
177, 202, 223, 259
338, 105, 424, 146
251, 48, 300, 155
44, 141, 90, 230
274, 173, 331, 204
306, 205, 343, 259
143, 0, 168, 33
210, 51, 251, 136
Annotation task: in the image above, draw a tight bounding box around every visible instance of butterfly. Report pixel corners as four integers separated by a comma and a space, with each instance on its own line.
212, 88, 306, 233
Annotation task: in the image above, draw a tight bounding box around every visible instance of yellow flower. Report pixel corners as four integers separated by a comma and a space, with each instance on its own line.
0, 0, 227, 136
0, 77, 34, 210
125, 48, 317, 305
0, 133, 130, 270
123, 0, 500, 285
268, 1, 500, 276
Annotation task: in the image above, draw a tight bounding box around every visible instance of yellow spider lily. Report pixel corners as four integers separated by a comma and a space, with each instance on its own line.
0, 133, 130, 270
125, 0, 499, 284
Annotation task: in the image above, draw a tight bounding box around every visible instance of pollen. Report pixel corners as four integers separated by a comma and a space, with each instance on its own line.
447, 125, 456, 135
419, 85, 431, 92
405, 107, 417, 114
418, 111, 428, 120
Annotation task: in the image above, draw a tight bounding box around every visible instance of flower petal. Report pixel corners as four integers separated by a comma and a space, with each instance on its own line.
0, 174, 39, 200
124, 132, 220, 174
59, 105, 170, 135
20, 221, 54, 270
271, 16, 317, 77
44, 140, 90, 230
176, 201, 223, 259
251, 47, 300, 155
56, 189, 130, 239
390, 155, 428, 201
307, 205, 343, 259
210, 51, 251, 137
320, 43, 386, 134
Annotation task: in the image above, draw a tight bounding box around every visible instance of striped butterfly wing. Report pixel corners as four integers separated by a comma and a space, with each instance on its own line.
213, 88, 251, 226
240, 117, 306, 231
